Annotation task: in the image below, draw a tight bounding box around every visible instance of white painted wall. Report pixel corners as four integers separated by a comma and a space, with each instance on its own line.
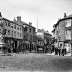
65, 30, 71, 39
64, 43, 71, 52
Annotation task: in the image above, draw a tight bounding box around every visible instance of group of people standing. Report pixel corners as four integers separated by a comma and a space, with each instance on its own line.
51, 45, 67, 56
55, 48, 66, 56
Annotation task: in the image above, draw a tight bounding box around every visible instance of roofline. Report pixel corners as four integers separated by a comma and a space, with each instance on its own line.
23, 23, 36, 29
55, 17, 72, 27
0, 17, 23, 27
52, 29, 55, 32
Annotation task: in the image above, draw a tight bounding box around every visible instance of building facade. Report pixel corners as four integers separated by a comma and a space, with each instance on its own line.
36, 29, 52, 52
15, 16, 36, 52
0, 13, 23, 53
36, 29, 52, 45
52, 13, 72, 53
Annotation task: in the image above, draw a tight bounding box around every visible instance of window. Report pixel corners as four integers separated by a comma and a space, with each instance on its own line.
5, 21, 7, 26
8, 30, 10, 35
12, 31, 13, 37
17, 25, 19, 30
33, 29, 35, 33
24, 27, 28, 32
0, 21, 3, 27
56, 31, 59, 34
8, 22, 10, 27
30, 28, 31, 32
20, 27, 22, 31
14, 25, 16, 29
11, 23, 13, 28
14, 31, 16, 34
14, 31, 16, 37
17, 32, 19, 37
20, 33, 21, 37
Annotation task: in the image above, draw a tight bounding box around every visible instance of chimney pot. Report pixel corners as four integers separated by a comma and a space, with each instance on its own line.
64, 13, 67, 18
29, 22, 32, 26
17, 16, 21, 22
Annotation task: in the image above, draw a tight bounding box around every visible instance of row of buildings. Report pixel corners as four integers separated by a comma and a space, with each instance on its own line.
0, 12, 36, 53
0, 12, 52, 53
52, 13, 72, 54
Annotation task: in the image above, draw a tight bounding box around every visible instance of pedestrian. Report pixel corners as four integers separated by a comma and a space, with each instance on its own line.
55, 48, 57, 55
62, 49, 64, 56
58, 48, 60, 56
65, 48, 67, 55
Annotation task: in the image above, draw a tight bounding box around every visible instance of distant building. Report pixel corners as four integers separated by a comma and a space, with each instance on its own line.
36, 29, 52, 46
52, 13, 72, 53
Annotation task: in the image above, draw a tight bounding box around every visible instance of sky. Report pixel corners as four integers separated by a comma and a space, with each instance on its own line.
0, 0, 72, 33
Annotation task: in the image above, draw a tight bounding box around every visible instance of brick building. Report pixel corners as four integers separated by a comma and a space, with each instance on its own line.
0, 13, 23, 53
15, 16, 36, 52
52, 13, 72, 53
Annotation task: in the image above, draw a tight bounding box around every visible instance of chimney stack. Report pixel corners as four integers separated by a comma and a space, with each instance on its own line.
29, 22, 32, 26
64, 13, 67, 18
17, 16, 21, 22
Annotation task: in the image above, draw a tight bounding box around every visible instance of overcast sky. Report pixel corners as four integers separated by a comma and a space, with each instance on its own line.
0, 0, 72, 33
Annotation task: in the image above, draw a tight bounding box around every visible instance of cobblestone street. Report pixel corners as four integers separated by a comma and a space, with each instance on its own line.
0, 53, 72, 72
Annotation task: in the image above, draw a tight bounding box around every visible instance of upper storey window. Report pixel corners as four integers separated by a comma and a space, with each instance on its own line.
0, 21, 3, 27
65, 19, 71, 27
8, 22, 10, 27
11, 23, 14, 28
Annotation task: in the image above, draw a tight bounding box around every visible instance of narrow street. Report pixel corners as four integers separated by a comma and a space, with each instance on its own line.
0, 53, 72, 72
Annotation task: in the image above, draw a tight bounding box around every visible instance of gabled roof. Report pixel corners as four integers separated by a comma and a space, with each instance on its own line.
16, 20, 36, 29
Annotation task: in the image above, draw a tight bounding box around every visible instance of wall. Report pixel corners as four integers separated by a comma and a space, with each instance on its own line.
2, 19, 23, 39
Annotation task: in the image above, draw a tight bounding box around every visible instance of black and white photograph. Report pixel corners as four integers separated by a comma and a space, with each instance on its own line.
0, 0, 72, 72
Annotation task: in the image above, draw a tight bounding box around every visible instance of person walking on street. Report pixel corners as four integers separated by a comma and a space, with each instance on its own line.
58, 48, 60, 56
